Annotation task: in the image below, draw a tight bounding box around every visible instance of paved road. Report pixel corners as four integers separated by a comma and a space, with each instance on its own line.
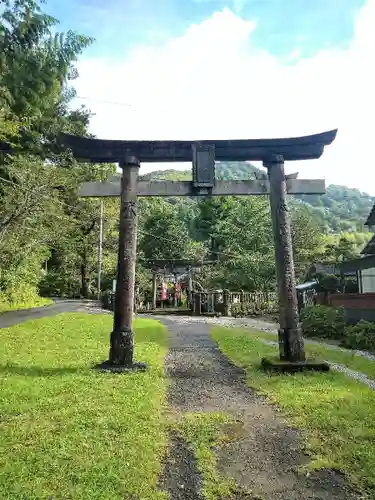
0, 300, 101, 329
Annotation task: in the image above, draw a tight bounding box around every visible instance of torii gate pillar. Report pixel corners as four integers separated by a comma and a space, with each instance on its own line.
100, 156, 147, 372
265, 155, 304, 362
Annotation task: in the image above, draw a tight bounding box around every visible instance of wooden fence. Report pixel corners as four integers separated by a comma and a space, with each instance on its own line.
102, 286, 318, 318
191, 290, 277, 316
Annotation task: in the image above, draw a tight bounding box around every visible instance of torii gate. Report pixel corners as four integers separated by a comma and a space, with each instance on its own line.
59, 129, 337, 371
148, 258, 216, 308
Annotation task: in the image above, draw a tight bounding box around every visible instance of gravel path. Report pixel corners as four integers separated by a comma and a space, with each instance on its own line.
157, 315, 359, 500
147, 315, 375, 390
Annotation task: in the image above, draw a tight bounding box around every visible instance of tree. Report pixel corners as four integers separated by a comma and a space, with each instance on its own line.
0, 0, 93, 154
0, 0, 95, 309
290, 203, 326, 280
139, 200, 204, 261
322, 232, 370, 264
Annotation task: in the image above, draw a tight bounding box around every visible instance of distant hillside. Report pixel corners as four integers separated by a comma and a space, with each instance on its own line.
142, 162, 374, 233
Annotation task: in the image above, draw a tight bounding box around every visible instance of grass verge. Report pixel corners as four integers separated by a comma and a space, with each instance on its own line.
0, 313, 168, 499
176, 412, 239, 500
211, 327, 375, 494
0, 296, 53, 314
247, 329, 375, 380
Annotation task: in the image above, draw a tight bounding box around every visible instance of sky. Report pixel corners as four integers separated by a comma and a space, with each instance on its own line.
47, 0, 375, 193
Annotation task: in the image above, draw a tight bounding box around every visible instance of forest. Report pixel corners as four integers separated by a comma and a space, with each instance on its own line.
0, 0, 373, 312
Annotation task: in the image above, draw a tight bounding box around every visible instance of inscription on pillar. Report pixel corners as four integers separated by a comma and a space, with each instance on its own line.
123, 200, 137, 219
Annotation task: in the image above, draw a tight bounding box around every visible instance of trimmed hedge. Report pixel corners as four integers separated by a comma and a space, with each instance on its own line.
301, 305, 345, 340
342, 321, 375, 352
301, 305, 375, 353
230, 300, 278, 318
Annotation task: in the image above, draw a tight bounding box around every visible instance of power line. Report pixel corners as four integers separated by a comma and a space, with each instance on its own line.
0, 176, 90, 227
0, 174, 241, 260
75, 96, 133, 109
74, 95, 176, 115
1, 173, 370, 260
138, 228, 242, 261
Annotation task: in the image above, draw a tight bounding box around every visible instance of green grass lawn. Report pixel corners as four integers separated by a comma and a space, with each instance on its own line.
246, 329, 375, 380
212, 327, 375, 494
0, 313, 168, 499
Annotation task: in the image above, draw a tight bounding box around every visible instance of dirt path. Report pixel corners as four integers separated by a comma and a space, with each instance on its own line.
158, 316, 359, 500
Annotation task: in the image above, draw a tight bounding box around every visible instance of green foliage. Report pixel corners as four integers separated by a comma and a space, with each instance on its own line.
0, 286, 52, 313
322, 232, 370, 264
0, 0, 93, 152
0, 0, 99, 304
342, 321, 375, 353
317, 274, 341, 293
140, 200, 200, 260
301, 305, 346, 339
301, 307, 375, 354
297, 184, 374, 232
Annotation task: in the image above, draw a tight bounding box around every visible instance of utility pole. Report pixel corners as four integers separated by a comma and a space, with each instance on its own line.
97, 199, 103, 301
188, 266, 193, 307
152, 272, 157, 310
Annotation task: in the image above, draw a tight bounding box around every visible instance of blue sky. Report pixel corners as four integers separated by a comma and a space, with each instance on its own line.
44, 0, 375, 193
50, 0, 365, 60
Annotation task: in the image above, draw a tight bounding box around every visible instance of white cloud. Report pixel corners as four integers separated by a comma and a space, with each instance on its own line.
73, 2, 375, 193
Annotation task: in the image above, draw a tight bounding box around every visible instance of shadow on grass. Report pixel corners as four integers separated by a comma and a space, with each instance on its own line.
0, 364, 89, 377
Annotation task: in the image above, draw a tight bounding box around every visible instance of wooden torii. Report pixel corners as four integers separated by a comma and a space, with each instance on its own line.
148, 259, 215, 309
58, 129, 337, 371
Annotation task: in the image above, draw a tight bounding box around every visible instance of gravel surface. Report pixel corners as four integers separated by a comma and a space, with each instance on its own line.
160, 431, 204, 500
151, 314, 375, 364
261, 338, 375, 390
157, 315, 359, 500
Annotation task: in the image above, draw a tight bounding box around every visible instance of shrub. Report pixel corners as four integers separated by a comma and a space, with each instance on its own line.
300, 305, 345, 339
342, 321, 375, 352
230, 300, 278, 318
0, 284, 52, 313
316, 273, 341, 293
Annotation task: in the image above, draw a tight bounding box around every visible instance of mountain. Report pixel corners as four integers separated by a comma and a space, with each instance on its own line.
142, 162, 374, 233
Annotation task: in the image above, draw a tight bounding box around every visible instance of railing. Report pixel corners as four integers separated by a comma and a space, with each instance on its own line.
297, 288, 316, 312
102, 291, 150, 312
102, 286, 314, 317
191, 290, 278, 316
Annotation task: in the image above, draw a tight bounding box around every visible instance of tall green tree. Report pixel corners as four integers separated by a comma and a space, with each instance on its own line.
0, 0, 95, 308
0, 0, 93, 152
